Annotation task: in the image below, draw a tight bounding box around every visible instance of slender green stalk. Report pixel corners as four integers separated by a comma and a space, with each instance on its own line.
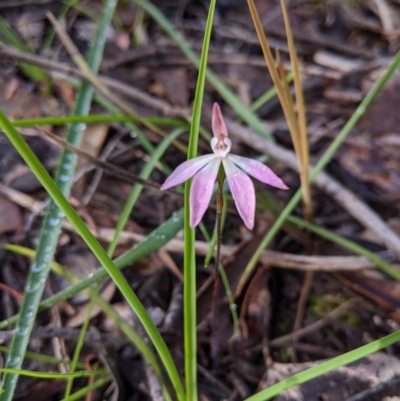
237, 48, 400, 295
244, 329, 400, 401
0, 111, 185, 401
179, 1, 217, 398
0, 2, 117, 399
95, 298, 162, 377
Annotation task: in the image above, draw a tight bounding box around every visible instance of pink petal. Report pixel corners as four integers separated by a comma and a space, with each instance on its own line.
160, 154, 216, 190
212, 103, 228, 137
222, 158, 255, 230
189, 158, 221, 227
227, 154, 288, 190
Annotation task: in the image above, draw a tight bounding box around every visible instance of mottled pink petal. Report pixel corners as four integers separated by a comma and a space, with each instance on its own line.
160, 154, 216, 190
227, 154, 288, 190
212, 103, 228, 137
222, 158, 255, 230
189, 158, 221, 227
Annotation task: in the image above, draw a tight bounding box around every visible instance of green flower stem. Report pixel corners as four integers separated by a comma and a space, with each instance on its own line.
180, 1, 217, 399
0, 111, 185, 401
0, 1, 117, 399
244, 329, 400, 401
238, 48, 400, 295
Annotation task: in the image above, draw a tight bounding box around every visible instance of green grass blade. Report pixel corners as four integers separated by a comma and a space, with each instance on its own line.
60, 377, 111, 401
11, 115, 186, 128
0, 111, 185, 401
244, 329, 400, 401
0, 2, 117, 398
0, 369, 103, 379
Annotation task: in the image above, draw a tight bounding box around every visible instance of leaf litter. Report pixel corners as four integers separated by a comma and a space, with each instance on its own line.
0, 0, 400, 400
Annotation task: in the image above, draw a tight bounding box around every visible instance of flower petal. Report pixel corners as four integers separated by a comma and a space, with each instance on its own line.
212, 103, 228, 137
160, 154, 216, 190
222, 158, 255, 230
189, 158, 221, 227
227, 154, 288, 190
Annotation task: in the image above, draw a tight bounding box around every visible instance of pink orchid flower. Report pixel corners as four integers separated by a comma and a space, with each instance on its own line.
160, 103, 288, 230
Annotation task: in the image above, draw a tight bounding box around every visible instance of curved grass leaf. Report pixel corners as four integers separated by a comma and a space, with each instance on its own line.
0, 110, 185, 401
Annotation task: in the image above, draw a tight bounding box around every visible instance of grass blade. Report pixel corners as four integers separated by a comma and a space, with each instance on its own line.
0, 110, 186, 401
0, 1, 117, 398
244, 329, 400, 401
